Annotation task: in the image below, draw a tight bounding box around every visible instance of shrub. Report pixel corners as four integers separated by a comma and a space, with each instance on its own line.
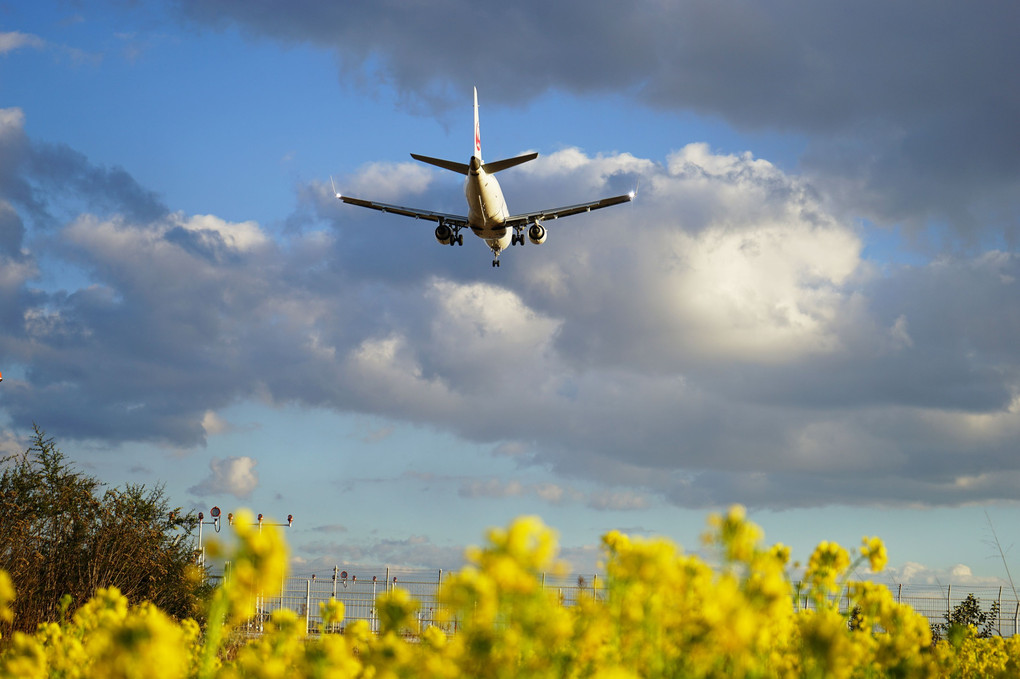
932, 592, 1001, 643
0, 426, 209, 636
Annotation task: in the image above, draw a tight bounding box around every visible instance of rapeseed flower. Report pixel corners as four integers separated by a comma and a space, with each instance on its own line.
0, 571, 13, 626
3, 511, 1020, 678
861, 535, 888, 572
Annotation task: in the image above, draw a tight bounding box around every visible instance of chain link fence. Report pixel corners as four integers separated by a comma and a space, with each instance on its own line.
233, 568, 1020, 638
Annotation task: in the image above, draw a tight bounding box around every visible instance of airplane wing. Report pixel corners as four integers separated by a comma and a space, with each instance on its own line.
504, 191, 635, 228
338, 195, 469, 228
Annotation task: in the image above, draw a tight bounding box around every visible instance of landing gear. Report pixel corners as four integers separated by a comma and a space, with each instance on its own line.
511, 227, 526, 246
491, 258, 501, 267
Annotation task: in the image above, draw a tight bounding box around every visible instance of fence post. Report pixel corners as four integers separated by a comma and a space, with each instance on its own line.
372, 576, 379, 633
305, 580, 312, 635
436, 569, 443, 630
999, 586, 1003, 634
1014, 602, 1019, 637
593, 573, 598, 600
897, 583, 902, 604
947, 585, 951, 618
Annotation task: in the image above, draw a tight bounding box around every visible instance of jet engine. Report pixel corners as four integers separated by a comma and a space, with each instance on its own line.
435, 223, 453, 245
528, 223, 547, 245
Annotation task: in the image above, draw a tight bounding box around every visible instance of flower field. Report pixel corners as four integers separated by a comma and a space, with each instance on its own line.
2, 507, 1019, 678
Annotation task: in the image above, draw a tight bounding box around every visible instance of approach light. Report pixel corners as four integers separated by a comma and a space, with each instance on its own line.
210, 506, 221, 518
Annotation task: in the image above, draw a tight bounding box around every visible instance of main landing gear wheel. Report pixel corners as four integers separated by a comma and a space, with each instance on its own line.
491, 259, 501, 267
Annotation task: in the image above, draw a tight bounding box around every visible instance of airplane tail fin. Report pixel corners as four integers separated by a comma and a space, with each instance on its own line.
408, 88, 537, 175
473, 86, 481, 161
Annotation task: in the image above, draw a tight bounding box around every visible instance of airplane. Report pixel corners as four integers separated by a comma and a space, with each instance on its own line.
334, 87, 634, 267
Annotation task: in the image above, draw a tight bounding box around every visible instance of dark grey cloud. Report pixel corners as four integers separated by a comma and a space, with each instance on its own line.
0, 201, 25, 255
0, 108, 167, 229
171, 0, 1020, 233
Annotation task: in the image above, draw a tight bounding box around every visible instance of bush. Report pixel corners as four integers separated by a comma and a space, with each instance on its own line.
932, 592, 1001, 643
0, 426, 209, 636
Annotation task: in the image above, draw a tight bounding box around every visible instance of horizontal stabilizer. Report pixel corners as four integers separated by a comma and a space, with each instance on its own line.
410, 153, 469, 175
483, 152, 538, 174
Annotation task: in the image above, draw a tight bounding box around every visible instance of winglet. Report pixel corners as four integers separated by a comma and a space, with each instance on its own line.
330, 176, 341, 200
473, 86, 481, 161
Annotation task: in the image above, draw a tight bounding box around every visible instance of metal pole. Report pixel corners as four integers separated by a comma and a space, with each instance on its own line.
436, 569, 443, 629
372, 577, 379, 633
999, 586, 1003, 634
305, 580, 312, 636
947, 584, 952, 618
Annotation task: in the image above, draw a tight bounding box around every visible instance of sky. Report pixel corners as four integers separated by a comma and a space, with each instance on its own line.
2, 0, 1020, 586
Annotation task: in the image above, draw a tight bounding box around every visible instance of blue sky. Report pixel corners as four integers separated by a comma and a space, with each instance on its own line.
2, 0, 1020, 585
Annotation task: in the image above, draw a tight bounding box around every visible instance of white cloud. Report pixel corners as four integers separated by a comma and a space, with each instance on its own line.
887, 561, 1009, 588
0, 32, 44, 55
190, 456, 259, 499
342, 161, 433, 203
0, 429, 24, 457
201, 411, 231, 436
179, 214, 270, 252
5, 122, 1020, 510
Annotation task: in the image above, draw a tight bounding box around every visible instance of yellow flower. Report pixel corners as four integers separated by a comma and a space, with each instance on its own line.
0, 571, 14, 625
860, 535, 888, 572
320, 597, 345, 627
376, 587, 419, 635
702, 504, 764, 564
805, 540, 851, 595
0, 632, 47, 679
87, 602, 190, 679
211, 509, 289, 625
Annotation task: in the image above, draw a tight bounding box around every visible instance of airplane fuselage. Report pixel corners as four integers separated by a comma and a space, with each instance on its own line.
465, 156, 512, 252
